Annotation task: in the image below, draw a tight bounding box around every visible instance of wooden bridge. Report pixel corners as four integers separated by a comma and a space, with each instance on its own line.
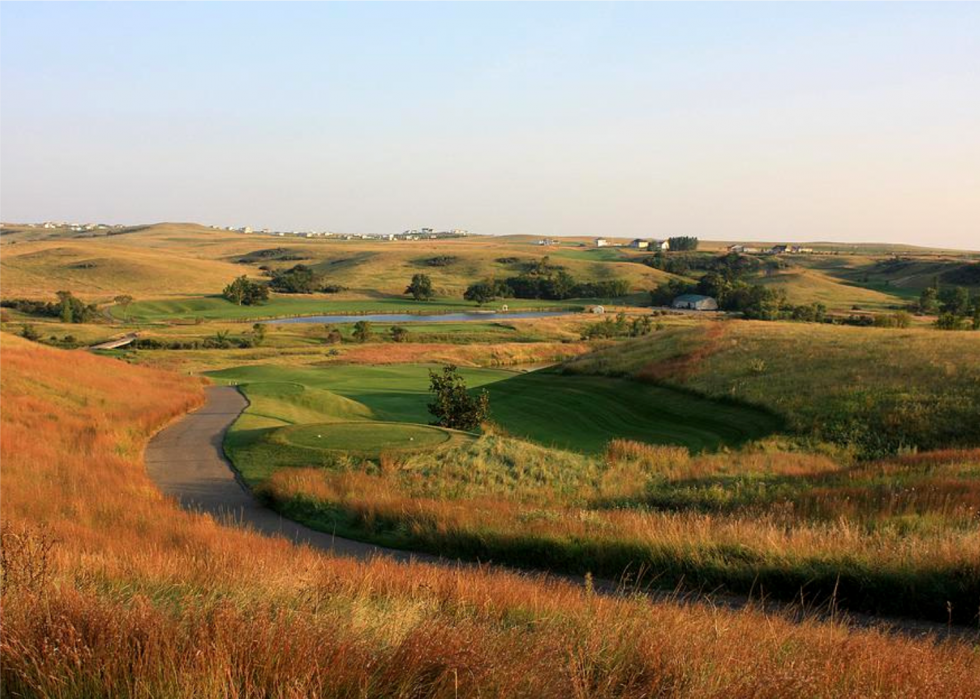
89, 333, 140, 351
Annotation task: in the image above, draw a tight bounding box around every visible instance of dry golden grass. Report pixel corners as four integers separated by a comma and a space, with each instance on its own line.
3, 333, 980, 697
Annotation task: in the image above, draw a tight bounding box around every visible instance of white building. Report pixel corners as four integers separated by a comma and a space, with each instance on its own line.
595, 238, 609, 247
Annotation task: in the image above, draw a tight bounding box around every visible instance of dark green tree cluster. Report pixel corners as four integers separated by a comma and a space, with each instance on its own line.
268, 264, 344, 294
352, 320, 372, 343
427, 365, 490, 431
463, 279, 511, 305
405, 273, 434, 301
463, 258, 630, 303
2, 291, 98, 324
919, 284, 980, 330
650, 273, 822, 322
667, 236, 699, 251
644, 251, 761, 277
222, 276, 269, 306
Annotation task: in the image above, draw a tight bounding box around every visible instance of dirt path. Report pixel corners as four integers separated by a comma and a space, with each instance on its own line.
145, 386, 975, 642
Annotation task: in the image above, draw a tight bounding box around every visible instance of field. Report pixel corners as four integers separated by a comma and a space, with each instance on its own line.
8, 337, 980, 697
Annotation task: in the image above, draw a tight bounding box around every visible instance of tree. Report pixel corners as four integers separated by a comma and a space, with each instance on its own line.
252, 323, 267, 346
463, 279, 509, 305
55, 290, 98, 324
939, 286, 970, 316
935, 312, 964, 331
352, 320, 372, 343
222, 276, 269, 306
323, 325, 343, 344
406, 273, 434, 301
918, 286, 938, 314
667, 236, 699, 251
114, 295, 134, 321
269, 264, 322, 294
20, 323, 40, 342
427, 365, 490, 431
390, 326, 409, 342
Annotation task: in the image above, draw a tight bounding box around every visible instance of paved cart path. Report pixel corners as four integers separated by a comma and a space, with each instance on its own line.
145, 386, 974, 642
145, 386, 439, 563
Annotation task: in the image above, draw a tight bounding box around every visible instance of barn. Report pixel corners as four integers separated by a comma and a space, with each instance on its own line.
671, 294, 718, 311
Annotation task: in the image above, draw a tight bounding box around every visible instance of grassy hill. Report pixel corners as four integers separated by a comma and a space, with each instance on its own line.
562, 320, 980, 456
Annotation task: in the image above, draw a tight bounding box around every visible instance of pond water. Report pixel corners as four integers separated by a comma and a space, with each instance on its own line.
265, 310, 576, 325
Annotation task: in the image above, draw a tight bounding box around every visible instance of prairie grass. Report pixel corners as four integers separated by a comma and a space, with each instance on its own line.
4, 334, 980, 697
260, 436, 980, 624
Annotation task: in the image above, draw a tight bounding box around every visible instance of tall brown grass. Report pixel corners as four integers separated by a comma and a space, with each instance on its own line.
2, 334, 980, 697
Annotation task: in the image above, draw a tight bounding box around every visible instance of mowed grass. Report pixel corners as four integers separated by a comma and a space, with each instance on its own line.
564, 320, 980, 456
277, 421, 460, 456
13, 341, 980, 696
485, 371, 780, 453
210, 362, 779, 458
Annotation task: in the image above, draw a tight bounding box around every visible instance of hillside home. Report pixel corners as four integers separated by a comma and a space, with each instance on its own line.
651, 239, 670, 251
595, 238, 609, 247
628, 239, 650, 249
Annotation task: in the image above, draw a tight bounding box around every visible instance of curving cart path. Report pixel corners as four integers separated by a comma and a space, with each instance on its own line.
145, 386, 439, 564
145, 386, 973, 641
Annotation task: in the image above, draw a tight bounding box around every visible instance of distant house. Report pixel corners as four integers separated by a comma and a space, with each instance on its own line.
727, 244, 746, 253
628, 239, 650, 250
790, 245, 814, 254
651, 239, 670, 251
671, 294, 718, 311
769, 245, 789, 255
590, 305, 605, 314
595, 238, 609, 247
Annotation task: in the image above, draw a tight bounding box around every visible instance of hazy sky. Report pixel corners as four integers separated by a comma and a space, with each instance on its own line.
2, 3, 978, 248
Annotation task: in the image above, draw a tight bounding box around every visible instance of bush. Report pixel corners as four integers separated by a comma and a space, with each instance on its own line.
352, 321, 372, 343
389, 326, 409, 343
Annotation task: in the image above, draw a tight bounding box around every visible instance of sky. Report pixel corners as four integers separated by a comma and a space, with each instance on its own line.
2, 2, 978, 248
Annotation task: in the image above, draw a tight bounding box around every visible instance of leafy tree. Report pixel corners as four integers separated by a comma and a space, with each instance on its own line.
667, 236, 699, 251
252, 323, 267, 346
939, 286, 970, 316
406, 273, 434, 301
222, 276, 269, 306
55, 291, 98, 324
352, 320, 372, 343
113, 295, 134, 321
323, 325, 343, 344
463, 279, 509, 305
390, 326, 409, 342
20, 323, 40, 342
427, 365, 490, 431
935, 312, 964, 331
918, 286, 938, 314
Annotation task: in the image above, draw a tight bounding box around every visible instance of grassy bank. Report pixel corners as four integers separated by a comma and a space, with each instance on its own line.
563, 321, 980, 456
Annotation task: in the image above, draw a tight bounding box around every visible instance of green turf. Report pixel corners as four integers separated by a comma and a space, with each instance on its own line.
210, 363, 781, 459
277, 421, 454, 456
484, 371, 781, 453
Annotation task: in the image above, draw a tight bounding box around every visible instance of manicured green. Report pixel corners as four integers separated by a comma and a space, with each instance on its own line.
277, 421, 454, 455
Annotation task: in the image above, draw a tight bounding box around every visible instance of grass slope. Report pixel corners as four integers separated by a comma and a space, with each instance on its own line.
563, 321, 980, 455
485, 371, 780, 453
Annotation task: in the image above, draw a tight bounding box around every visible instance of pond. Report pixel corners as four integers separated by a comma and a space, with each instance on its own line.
264, 310, 576, 324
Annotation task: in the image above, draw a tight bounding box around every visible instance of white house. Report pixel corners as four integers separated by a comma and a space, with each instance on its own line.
628, 239, 650, 249
595, 238, 609, 247
672, 294, 718, 311
650, 239, 670, 251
